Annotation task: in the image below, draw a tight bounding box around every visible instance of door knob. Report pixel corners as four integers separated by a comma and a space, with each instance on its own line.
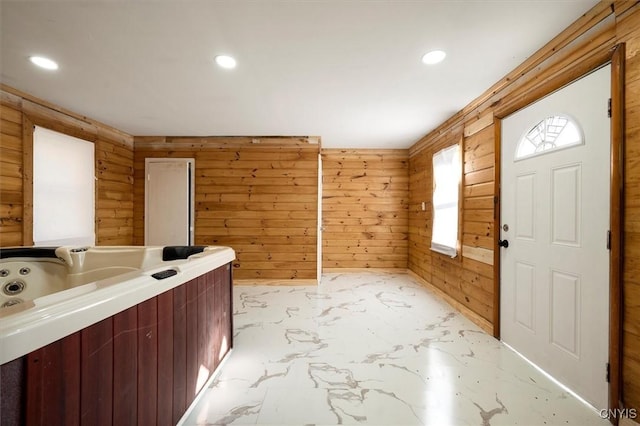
498, 239, 509, 248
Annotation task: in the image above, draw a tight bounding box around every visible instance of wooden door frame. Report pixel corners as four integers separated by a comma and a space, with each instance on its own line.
492, 43, 624, 415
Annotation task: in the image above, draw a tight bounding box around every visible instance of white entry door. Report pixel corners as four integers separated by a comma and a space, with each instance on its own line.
145, 158, 195, 246
500, 65, 610, 409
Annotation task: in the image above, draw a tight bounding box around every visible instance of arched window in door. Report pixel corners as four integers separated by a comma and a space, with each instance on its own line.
515, 115, 583, 161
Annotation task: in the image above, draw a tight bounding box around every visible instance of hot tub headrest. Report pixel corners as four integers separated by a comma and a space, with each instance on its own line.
162, 246, 207, 261
0, 247, 60, 259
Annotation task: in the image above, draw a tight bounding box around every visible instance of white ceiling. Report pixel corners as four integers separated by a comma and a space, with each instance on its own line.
0, 0, 599, 149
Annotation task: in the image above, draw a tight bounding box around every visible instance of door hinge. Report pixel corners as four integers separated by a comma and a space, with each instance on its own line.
606, 362, 610, 383
608, 98, 612, 118
607, 230, 611, 250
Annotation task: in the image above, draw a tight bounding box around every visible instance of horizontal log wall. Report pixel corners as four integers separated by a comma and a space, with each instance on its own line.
0, 98, 23, 246
133, 137, 319, 280
95, 136, 135, 245
409, 129, 495, 327
0, 86, 134, 247
321, 149, 409, 269
408, 0, 640, 413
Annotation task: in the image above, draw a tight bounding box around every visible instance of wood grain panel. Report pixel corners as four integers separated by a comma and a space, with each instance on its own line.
185, 277, 198, 399
157, 290, 174, 426
0, 104, 23, 246
95, 135, 134, 246
622, 5, 640, 411
218, 264, 233, 364
0, 88, 134, 248
113, 307, 138, 426
137, 298, 158, 425
81, 318, 113, 426
205, 271, 217, 373
321, 149, 409, 269
24, 333, 81, 426
52, 333, 81, 426
196, 275, 208, 395
133, 138, 319, 280
172, 283, 187, 424
464, 112, 494, 137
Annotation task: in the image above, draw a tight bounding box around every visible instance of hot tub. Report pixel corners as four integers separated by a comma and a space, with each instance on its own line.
0, 245, 235, 426
0, 246, 198, 311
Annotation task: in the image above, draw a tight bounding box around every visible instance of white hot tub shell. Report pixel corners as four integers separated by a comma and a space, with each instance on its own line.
0, 245, 235, 364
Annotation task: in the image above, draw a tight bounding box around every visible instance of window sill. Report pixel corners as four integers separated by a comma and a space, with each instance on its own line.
430, 244, 458, 258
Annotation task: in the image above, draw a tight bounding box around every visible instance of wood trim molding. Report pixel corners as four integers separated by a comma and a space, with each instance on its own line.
613, 0, 639, 18
492, 117, 502, 339
494, 35, 616, 119
22, 99, 98, 143
609, 42, 625, 419
0, 90, 22, 109
462, 245, 493, 265
320, 148, 410, 157
464, 112, 494, 138
134, 136, 320, 151
458, 134, 465, 263
1, 85, 132, 147
464, 2, 615, 118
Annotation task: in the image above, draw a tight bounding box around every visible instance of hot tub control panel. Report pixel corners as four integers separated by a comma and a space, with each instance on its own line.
151, 269, 178, 280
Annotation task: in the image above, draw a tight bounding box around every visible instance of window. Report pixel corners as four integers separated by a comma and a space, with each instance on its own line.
431, 144, 461, 257
515, 115, 583, 160
33, 126, 95, 246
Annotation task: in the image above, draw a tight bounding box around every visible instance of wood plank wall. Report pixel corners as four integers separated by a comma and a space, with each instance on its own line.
617, 0, 640, 413
409, 129, 495, 327
0, 96, 23, 246
133, 137, 319, 281
95, 136, 135, 245
321, 149, 409, 269
0, 87, 134, 247
407, 0, 640, 413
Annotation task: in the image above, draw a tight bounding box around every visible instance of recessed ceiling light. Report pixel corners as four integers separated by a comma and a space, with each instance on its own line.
215, 55, 237, 69
29, 56, 59, 70
422, 50, 446, 65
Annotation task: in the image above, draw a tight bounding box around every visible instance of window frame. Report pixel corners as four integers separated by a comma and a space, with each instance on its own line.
430, 143, 462, 258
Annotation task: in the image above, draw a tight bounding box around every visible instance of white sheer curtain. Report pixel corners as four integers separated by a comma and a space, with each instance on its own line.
33, 126, 95, 246
431, 144, 461, 257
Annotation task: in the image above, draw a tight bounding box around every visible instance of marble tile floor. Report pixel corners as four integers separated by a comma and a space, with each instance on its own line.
182, 272, 609, 426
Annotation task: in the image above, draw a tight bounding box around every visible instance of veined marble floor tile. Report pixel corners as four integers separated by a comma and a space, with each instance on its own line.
182, 272, 609, 426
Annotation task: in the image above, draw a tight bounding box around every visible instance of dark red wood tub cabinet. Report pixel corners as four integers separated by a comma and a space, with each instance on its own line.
0, 263, 233, 426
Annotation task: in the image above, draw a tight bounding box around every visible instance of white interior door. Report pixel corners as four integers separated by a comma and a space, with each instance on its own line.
500, 65, 610, 409
145, 158, 194, 246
